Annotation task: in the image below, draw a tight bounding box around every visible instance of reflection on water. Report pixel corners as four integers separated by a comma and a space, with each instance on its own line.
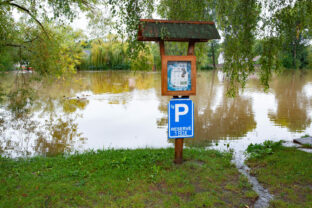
268, 71, 311, 132
0, 70, 312, 157
193, 72, 257, 146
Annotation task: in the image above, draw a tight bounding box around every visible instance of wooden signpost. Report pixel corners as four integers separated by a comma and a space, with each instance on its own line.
138, 19, 220, 164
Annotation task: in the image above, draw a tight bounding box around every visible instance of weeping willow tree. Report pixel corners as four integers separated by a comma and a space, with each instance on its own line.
216, 0, 260, 96
253, 0, 312, 90
275, 1, 312, 69
81, 36, 154, 70
130, 44, 154, 71
108, 0, 155, 60
155, 0, 260, 95
85, 37, 130, 70
0, 0, 100, 74
90, 39, 114, 68
19, 23, 85, 77
106, 0, 312, 95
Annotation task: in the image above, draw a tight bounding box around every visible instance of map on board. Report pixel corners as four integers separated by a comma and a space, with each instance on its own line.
167, 61, 192, 91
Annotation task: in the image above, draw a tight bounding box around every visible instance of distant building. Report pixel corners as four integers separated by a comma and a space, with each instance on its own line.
83, 49, 91, 57
218, 52, 224, 65
252, 55, 261, 62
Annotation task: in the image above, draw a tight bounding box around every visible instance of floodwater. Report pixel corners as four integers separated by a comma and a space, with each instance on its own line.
1, 70, 312, 157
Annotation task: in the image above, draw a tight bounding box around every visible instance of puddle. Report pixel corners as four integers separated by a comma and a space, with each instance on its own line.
232, 150, 273, 208
297, 148, 312, 153
209, 142, 273, 208
209, 138, 312, 207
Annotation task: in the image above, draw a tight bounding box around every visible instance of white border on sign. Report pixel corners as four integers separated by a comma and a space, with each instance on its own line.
168, 99, 194, 139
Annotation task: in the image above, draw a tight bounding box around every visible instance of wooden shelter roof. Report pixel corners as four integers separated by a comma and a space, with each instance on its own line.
138, 19, 220, 42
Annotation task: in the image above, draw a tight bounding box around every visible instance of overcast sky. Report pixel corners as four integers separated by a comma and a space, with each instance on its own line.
71, 13, 89, 32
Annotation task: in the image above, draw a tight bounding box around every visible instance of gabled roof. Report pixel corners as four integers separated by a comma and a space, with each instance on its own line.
138, 19, 220, 42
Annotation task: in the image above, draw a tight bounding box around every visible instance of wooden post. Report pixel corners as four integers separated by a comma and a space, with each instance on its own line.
174, 42, 195, 164
159, 40, 165, 57
174, 138, 184, 164
188, 41, 195, 56
160, 40, 165, 95
172, 94, 183, 164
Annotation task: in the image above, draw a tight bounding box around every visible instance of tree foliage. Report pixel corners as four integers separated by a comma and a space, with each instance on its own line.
0, 0, 97, 75
108, 0, 154, 59
24, 23, 85, 76
158, 0, 213, 21
82, 36, 130, 70
157, 0, 219, 69
274, 1, 312, 69
216, 0, 260, 96
79, 36, 156, 71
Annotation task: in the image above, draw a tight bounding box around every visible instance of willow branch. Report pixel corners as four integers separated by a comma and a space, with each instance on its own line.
2, 43, 23, 47
1, 43, 33, 53
0, 0, 13, 5
23, 36, 39, 43
7, 2, 50, 39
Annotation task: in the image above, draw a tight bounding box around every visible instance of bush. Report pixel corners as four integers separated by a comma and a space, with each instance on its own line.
201, 65, 214, 70
0, 50, 14, 71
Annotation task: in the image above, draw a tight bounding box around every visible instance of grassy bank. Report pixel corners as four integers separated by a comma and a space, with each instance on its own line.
0, 148, 257, 207
246, 145, 312, 208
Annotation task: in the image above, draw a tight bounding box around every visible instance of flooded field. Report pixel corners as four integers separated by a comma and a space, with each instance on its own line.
1, 70, 312, 157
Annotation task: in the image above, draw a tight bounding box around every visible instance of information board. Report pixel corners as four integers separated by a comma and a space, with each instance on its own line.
168, 99, 194, 139
167, 61, 192, 91
161, 55, 196, 96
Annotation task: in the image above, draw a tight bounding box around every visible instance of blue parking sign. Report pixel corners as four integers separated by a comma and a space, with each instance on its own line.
168, 99, 194, 139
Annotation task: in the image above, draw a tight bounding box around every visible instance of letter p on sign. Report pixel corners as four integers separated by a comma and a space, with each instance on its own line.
175, 104, 189, 122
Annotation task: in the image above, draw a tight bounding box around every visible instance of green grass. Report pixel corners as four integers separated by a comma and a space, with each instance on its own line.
246, 145, 312, 208
0, 148, 257, 207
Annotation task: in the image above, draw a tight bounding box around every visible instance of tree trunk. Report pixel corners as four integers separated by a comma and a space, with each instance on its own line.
211, 42, 216, 69
293, 40, 297, 69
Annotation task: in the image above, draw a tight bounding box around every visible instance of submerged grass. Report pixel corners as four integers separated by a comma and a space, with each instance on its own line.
301, 144, 312, 149
0, 148, 257, 207
246, 144, 312, 208
246, 140, 284, 158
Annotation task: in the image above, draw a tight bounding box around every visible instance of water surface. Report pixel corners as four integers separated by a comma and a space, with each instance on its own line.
1, 70, 312, 157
